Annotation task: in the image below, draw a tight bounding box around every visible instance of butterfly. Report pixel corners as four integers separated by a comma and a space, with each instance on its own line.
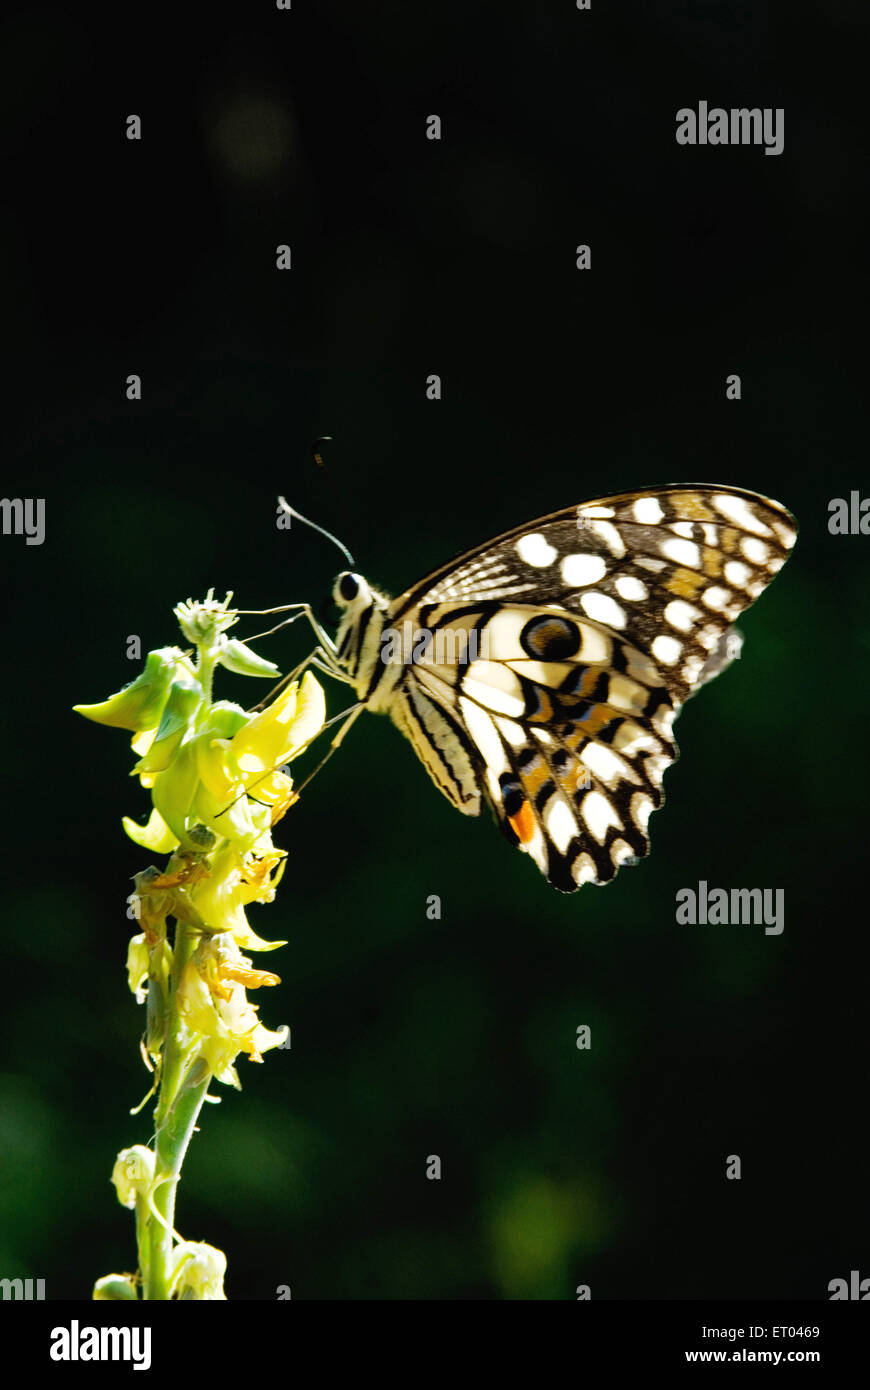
297, 485, 796, 893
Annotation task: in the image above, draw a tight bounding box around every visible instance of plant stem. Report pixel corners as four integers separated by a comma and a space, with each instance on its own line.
143, 920, 209, 1300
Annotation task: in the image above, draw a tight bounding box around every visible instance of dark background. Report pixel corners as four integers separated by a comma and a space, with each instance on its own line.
1, 0, 868, 1300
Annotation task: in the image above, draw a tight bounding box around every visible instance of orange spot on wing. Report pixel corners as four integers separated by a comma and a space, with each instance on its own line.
508, 799, 536, 845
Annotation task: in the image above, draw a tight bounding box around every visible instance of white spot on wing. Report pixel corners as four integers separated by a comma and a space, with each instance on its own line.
724, 560, 752, 588
651, 634, 682, 665
516, 532, 557, 567
493, 716, 527, 748
613, 721, 661, 756
610, 838, 635, 867
580, 741, 638, 787
581, 790, 622, 842
561, 552, 607, 586
702, 586, 731, 612
572, 853, 598, 886
545, 799, 579, 855
586, 519, 626, 557
644, 753, 671, 786
661, 537, 701, 568
664, 599, 700, 632
696, 622, 722, 650
615, 575, 648, 601
577, 504, 615, 519
651, 706, 675, 739
713, 493, 773, 536
671, 521, 695, 539
633, 496, 664, 524
682, 653, 706, 684
741, 536, 769, 564
458, 698, 509, 772
581, 591, 627, 628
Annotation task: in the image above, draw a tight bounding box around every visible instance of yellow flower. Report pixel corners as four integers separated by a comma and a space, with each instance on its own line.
231, 670, 325, 772
186, 842, 287, 950
125, 672, 325, 852
177, 934, 288, 1086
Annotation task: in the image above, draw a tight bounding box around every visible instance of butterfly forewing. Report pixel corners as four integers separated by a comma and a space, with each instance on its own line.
336, 485, 797, 893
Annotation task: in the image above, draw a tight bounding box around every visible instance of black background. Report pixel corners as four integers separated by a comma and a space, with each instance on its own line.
1, 0, 868, 1301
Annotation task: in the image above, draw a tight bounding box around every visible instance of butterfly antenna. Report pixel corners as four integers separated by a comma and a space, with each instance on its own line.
277, 495, 355, 568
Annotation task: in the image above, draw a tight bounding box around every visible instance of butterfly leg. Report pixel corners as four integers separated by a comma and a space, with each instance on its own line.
248, 647, 328, 713
238, 602, 340, 659
290, 702, 365, 796
308, 650, 356, 686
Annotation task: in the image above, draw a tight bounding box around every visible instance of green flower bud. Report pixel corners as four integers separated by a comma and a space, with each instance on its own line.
133, 674, 204, 776
216, 637, 281, 678
73, 647, 189, 732
93, 1274, 138, 1301
111, 1146, 155, 1209
170, 1241, 227, 1300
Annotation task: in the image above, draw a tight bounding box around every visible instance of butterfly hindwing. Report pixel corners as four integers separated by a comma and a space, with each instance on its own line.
405, 604, 678, 890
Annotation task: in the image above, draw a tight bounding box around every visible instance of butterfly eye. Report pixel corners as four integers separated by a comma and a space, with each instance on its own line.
336, 572, 359, 603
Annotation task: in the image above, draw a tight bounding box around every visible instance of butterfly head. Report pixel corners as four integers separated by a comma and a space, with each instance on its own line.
332, 570, 369, 608
331, 570, 392, 683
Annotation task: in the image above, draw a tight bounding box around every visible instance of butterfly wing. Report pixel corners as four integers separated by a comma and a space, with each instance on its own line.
385, 485, 796, 892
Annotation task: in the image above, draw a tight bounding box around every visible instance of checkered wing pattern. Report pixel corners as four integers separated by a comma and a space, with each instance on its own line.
347, 485, 797, 893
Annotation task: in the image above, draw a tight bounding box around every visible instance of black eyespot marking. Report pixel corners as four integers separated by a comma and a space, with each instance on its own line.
338, 573, 359, 602
498, 772, 525, 818
520, 614, 581, 661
